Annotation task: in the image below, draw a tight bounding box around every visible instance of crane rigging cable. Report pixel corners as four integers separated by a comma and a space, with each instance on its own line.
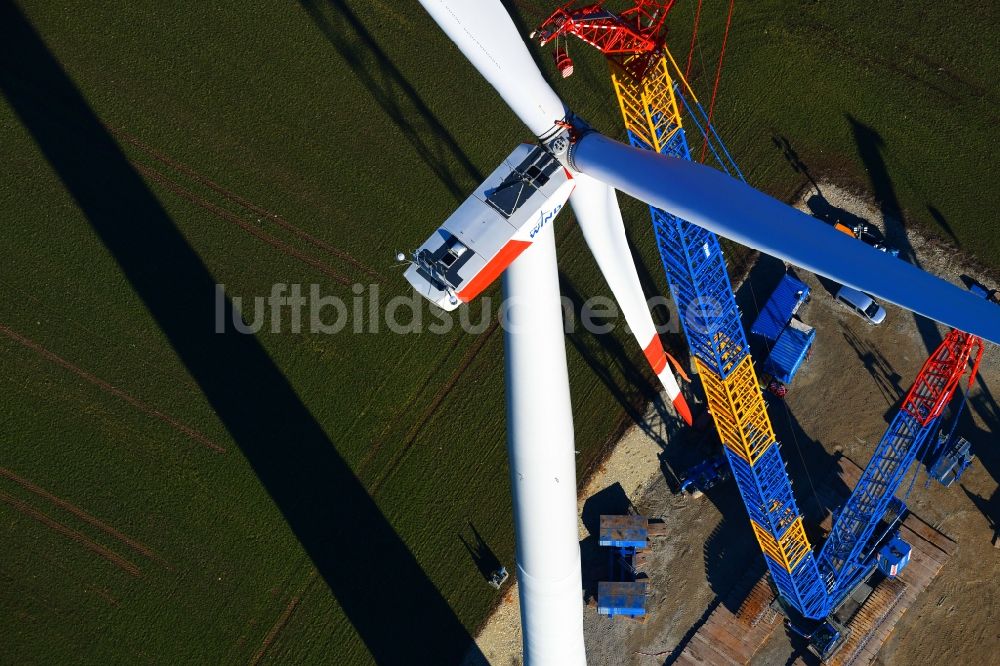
683, 0, 703, 80
700, 0, 736, 163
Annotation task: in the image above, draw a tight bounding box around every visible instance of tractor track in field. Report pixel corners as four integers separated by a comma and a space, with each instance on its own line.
0, 489, 141, 576
358, 329, 468, 473
0, 323, 225, 453
0, 467, 170, 569
248, 569, 318, 666
131, 162, 354, 286
110, 127, 384, 282
85, 583, 121, 606
368, 319, 501, 496
0, 276, 202, 394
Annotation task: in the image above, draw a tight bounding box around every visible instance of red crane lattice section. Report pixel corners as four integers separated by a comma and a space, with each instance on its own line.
535, 1, 675, 78
901, 330, 984, 426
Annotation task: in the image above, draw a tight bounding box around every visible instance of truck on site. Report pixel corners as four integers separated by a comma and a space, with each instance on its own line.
833, 220, 900, 257
969, 281, 1000, 305
679, 454, 730, 498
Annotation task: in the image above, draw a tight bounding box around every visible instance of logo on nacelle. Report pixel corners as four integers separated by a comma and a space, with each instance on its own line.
529, 204, 563, 239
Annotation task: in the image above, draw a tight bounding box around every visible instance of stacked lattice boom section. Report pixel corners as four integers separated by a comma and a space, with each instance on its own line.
818, 330, 982, 601
608, 52, 829, 619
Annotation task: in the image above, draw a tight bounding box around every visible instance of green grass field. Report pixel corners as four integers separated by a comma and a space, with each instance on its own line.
0, 1, 996, 663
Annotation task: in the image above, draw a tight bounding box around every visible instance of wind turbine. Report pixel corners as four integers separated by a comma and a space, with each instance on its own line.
408, 1, 1000, 663
404, 144, 693, 423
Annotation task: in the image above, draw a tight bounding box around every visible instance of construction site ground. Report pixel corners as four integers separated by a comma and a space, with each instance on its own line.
674, 456, 957, 666
467, 182, 1000, 665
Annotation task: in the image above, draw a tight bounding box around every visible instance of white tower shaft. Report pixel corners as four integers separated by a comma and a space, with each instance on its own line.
503, 221, 586, 665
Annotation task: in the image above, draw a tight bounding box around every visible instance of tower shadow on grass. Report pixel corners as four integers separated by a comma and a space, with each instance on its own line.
0, 4, 480, 663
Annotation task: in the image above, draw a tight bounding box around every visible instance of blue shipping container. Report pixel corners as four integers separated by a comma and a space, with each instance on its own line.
764, 321, 816, 384
751, 274, 811, 343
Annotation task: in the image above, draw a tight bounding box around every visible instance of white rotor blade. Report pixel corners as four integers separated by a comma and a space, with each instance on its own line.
569, 173, 693, 424
572, 133, 1000, 344
418, 0, 565, 137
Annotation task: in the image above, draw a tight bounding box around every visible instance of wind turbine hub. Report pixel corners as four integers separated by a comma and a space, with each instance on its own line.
539, 113, 593, 170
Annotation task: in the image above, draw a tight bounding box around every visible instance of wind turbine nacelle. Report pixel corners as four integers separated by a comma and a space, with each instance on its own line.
405, 144, 574, 310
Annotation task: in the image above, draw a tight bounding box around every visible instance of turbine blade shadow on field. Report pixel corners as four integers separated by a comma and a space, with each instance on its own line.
848, 114, 943, 354
926, 204, 959, 244
0, 4, 480, 663
299, 0, 482, 202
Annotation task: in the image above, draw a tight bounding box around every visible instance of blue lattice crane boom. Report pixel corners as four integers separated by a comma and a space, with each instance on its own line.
818, 330, 984, 601
534, 0, 835, 618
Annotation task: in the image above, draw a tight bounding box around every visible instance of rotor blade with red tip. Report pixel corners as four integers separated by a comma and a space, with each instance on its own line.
569, 173, 692, 425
